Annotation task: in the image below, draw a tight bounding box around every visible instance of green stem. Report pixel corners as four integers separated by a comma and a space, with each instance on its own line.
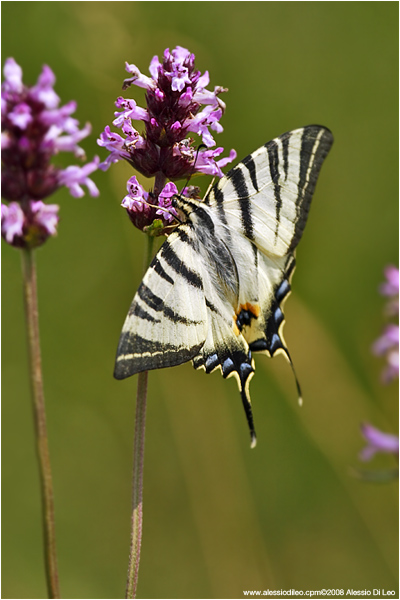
125, 234, 155, 599
21, 248, 61, 599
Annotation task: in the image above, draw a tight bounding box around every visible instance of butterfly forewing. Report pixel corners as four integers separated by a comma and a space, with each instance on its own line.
114, 224, 208, 379
205, 125, 333, 257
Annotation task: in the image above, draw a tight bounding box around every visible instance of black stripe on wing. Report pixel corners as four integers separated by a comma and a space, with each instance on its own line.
242, 154, 259, 192
135, 283, 202, 325
229, 168, 255, 241
289, 125, 333, 250
265, 139, 282, 241
160, 240, 203, 289
281, 131, 290, 180
115, 333, 204, 379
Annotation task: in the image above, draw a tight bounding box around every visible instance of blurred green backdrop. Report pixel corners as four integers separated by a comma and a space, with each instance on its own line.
2, 2, 398, 599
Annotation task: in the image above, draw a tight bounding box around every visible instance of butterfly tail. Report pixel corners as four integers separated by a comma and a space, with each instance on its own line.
240, 379, 257, 448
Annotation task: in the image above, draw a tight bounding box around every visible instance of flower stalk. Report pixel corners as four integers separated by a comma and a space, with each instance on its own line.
21, 248, 60, 599
125, 234, 155, 600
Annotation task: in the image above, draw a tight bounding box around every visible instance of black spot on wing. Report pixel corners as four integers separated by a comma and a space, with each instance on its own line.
205, 353, 220, 372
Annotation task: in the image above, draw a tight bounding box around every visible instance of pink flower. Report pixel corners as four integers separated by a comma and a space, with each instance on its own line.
359, 423, 399, 461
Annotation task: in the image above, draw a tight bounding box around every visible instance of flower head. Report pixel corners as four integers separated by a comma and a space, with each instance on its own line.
98, 47, 236, 236
1, 58, 99, 248
98, 47, 235, 181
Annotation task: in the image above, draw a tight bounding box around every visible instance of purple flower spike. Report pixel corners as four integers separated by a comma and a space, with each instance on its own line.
98, 46, 235, 186
359, 263, 399, 477
360, 423, 399, 461
2, 57, 100, 249
372, 265, 399, 382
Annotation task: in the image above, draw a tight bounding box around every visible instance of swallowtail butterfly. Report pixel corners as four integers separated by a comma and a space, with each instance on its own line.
114, 125, 333, 447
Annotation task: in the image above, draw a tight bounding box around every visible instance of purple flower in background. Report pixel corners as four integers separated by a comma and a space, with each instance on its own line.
358, 265, 399, 478
1, 58, 99, 248
372, 265, 399, 383
380, 265, 399, 297
98, 46, 236, 235
359, 423, 399, 461
372, 324, 399, 383
380, 264, 399, 316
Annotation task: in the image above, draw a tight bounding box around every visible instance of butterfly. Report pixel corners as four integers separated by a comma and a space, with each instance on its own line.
114, 125, 333, 447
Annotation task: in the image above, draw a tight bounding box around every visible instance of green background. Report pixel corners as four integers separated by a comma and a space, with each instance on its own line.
2, 2, 398, 598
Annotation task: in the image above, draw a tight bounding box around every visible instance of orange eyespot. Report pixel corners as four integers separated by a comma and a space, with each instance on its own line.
237, 302, 260, 318
233, 302, 260, 335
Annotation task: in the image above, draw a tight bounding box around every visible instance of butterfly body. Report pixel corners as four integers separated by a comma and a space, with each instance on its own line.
114, 125, 334, 447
